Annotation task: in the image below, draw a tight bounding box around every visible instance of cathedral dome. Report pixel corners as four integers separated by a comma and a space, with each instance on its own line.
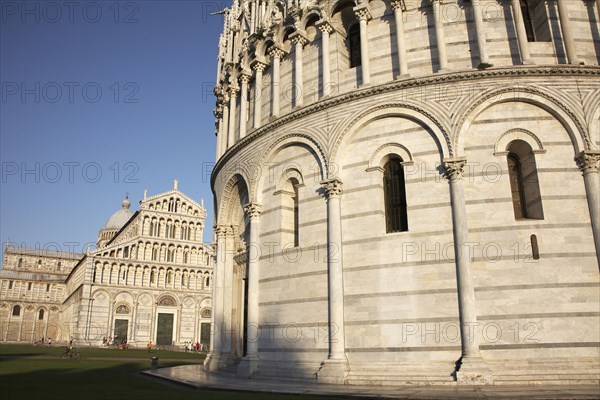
103, 196, 134, 230
97, 195, 134, 248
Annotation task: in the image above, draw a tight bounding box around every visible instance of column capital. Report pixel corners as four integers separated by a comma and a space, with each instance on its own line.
576, 150, 600, 174
225, 225, 235, 237
290, 30, 309, 47
316, 19, 335, 34
443, 157, 468, 181
239, 69, 252, 85
390, 0, 406, 11
353, 5, 372, 21
251, 58, 268, 72
228, 85, 240, 96
268, 45, 287, 60
321, 178, 343, 198
243, 203, 262, 220
214, 225, 228, 238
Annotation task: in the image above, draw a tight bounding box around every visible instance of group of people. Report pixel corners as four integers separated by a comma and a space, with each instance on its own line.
33, 337, 52, 346
102, 336, 128, 349
183, 341, 204, 353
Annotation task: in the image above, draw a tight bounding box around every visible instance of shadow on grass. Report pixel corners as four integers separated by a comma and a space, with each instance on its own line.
0, 356, 333, 400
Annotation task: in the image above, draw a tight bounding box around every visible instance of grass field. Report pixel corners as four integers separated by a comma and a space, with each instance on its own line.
0, 344, 332, 400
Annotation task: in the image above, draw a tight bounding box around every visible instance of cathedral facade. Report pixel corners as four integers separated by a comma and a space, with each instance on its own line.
0, 183, 214, 349
208, 0, 600, 385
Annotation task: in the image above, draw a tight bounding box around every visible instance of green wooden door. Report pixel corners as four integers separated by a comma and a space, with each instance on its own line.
156, 313, 174, 345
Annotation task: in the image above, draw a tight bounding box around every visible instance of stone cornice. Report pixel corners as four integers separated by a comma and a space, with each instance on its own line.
211, 65, 600, 188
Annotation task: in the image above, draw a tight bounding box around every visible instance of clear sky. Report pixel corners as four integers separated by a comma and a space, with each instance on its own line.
0, 0, 228, 261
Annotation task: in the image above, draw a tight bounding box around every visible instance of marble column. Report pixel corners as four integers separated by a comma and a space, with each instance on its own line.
290, 31, 308, 107
222, 226, 235, 356
443, 158, 491, 384
204, 225, 227, 371
430, 0, 449, 71
228, 84, 239, 147
316, 20, 334, 97
214, 103, 224, 160
317, 178, 349, 384
252, 60, 267, 129
238, 71, 251, 139
556, 0, 579, 65
354, 5, 372, 86
576, 151, 600, 265
471, 0, 489, 64
391, 0, 409, 77
221, 92, 230, 151
237, 203, 262, 378
269, 46, 286, 118
510, 0, 533, 64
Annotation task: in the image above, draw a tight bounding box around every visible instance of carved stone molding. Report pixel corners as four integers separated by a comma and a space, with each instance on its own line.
243, 203, 262, 219
321, 178, 343, 198
576, 151, 600, 174
443, 157, 468, 181
211, 66, 599, 186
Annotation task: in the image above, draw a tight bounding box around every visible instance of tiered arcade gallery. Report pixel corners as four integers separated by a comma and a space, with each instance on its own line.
206, 0, 600, 385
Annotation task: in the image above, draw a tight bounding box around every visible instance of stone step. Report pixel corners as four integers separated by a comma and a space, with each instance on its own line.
346, 377, 458, 386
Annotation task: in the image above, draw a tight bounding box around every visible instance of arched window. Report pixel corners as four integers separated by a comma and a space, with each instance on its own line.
348, 23, 361, 68
150, 271, 156, 284
158, 296, 176, 307
279, 177, 301, 247
205, 276, 210, 288
519, 0, 550, 42
507, 140, 543, 220
116, 305, 130, 314
18, 258, 22, 268
57, 261, 61, 271
293, 185, 299, 247
384, 159, 409, 233
12, 305, 21, 316
38, 309, 45, 320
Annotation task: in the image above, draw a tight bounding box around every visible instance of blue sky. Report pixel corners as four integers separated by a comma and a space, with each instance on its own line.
0, 0, 229, 260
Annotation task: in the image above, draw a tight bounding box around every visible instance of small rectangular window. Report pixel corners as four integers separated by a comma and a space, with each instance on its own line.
9, 281, 13, 289
46, 284, 50, 292
28, 282, 32, 290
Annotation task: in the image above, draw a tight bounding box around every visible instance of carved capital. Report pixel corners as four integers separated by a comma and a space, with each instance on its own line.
321, 178, 343, 198
228, 85, 240, 96
353, 5, 372, 22
443, 157, 468, 181
243, 203, 262, 219
316, 19, 335, 34
268, 45, 286, 60
239, 70, 252, 85
251, 59, 268, 73
290, 30, 309, 47
390, 0, 406, 11
575, 151, 600, 175
214, 225, 228, 238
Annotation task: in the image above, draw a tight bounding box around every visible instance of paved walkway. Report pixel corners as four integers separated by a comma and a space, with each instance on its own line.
143, 365, 600, 399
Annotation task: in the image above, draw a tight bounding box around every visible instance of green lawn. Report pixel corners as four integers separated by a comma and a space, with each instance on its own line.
0, 344, 333, 400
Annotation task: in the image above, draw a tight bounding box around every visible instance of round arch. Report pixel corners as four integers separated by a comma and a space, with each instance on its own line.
331, 104, 452, 168
252, 133, 328, 204
216, 173, 251, 225
455, 88, 589, 156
